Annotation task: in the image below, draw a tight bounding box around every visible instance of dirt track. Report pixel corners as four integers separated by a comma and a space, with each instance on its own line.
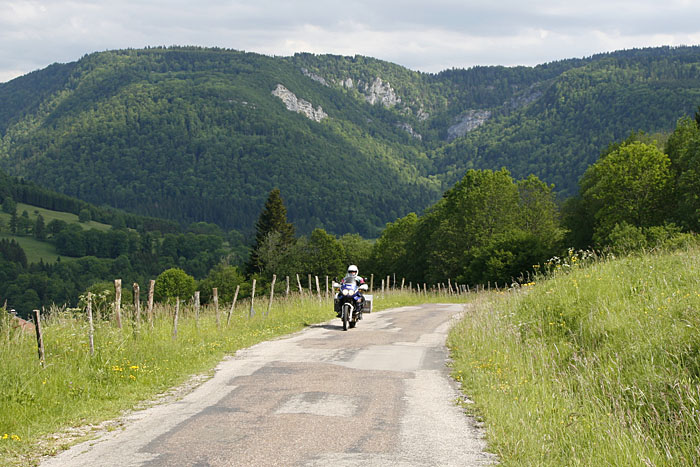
41, 304, 494, 466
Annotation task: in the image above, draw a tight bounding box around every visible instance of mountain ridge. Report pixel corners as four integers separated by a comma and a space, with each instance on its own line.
1, 45, 699, 235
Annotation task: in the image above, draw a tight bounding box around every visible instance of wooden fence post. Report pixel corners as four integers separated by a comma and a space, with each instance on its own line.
315, 276, 321, 301
267, 275, 276, 316
296, 274, 303, 294
147, 279, 155, 328
286, 276, 290, 297
250, 279, 256, 317
308, 274, 313, 294
401, 278, 405, 291
133, 283, 141, 324
213, 288, 220, 327
33, 309, 45, 366
114, 279, 122, 328
370, 274, 374, 293
227, 284, 240, 326
386, 275, 390, 291
381, 279, 385, 295
194, 291, 201, 326
87, 293, 95, 356
172, 298, 179, 340
325, 276, 329, 299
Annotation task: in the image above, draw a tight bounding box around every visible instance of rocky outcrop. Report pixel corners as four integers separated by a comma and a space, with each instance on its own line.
362, 77, 401, 108
507, 90, 543, 110
272, 84, 328, 122
447, 110, 492, 141
397, 123, 422, 140
301, 68, 329, 86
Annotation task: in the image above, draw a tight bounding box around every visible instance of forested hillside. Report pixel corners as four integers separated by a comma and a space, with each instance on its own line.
1, 46, 700, 236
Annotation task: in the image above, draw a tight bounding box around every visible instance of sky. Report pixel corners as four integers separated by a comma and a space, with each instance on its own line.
2, 0, 700, 83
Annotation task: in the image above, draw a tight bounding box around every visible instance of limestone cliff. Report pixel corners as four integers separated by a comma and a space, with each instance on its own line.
447, 110, 492, 141
272, 84, 328, 122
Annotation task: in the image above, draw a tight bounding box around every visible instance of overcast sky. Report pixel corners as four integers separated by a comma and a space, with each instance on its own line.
2, 0, 700, 83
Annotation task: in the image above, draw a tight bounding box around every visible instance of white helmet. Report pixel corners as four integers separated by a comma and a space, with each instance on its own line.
347, 265, 358, 277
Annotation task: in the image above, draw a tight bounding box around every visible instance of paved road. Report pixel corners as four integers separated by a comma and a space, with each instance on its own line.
42, 304, 493, 466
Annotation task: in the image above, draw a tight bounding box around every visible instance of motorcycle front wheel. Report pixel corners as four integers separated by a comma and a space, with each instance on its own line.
342, 304, 350, 331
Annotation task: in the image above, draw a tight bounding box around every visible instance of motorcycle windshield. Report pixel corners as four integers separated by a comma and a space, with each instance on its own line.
343, 275, 357, 284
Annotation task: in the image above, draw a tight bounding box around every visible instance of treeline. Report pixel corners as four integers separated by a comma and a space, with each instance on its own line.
563, 115, 700, 250
0, 47, 440, 237
0, 169, 179, 233
5, 47, 700, 237
368, 170, 563, 286
0, 198, 248, 316
433, 47, 700, 196
250, 110, 700, 290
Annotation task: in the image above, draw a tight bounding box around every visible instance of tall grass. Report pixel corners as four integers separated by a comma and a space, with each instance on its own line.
448, 246, 700, 466
0, 287, 461, 465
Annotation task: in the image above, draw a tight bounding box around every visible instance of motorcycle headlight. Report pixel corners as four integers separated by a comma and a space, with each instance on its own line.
342, 289, 351, 296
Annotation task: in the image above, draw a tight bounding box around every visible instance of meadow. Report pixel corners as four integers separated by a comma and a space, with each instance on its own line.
0, 288, 461, 466
0, 202, 112, 264
448, 246, 700, 466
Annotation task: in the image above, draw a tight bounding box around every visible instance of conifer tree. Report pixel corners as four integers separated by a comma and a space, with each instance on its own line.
34, 214, 46, 240
246, 188, 296, 275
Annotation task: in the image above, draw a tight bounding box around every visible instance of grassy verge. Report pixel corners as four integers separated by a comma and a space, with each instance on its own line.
0, 289, 461, 466
448, 247, 700, 466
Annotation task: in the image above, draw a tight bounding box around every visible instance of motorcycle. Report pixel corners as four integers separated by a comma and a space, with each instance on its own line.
332, 279, 368, 331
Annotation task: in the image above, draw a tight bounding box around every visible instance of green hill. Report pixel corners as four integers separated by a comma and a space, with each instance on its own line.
1, 46, 700, 235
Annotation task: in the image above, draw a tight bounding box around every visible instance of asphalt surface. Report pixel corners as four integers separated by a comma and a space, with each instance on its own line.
41, 303, 494, 466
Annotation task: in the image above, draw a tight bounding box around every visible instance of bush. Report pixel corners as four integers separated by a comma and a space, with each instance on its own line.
154, 268, 196, 303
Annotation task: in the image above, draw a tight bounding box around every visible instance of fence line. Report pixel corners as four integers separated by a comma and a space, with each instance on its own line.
6, 271, 511, 365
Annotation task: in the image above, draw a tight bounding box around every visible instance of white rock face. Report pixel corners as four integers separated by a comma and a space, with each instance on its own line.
272, 84, 328, 122
363, 77, 401, 108
397, 123, 422, 140
447, 110, 492, 141
301, 68, 329, 86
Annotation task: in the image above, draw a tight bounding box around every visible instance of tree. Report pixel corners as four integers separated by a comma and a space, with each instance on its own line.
370, 213, 418, 278
422, 169, 521, 282
78, 208, 92, 223
517, 175, 562, 245
338, 233, 373, 274
34, 214, 46, 240
9, 210, 17, 234
17, 210, 32, 235
154, 268, 196, 303
579, 141, 672, 243
246, 188, 296, 275
1, 196, 16, 214
665, 117, 700, 231
198, 264, 248, 303
306, 228, 346, 278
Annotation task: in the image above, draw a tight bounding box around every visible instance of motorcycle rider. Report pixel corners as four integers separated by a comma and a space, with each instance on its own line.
335, 265, 366, 317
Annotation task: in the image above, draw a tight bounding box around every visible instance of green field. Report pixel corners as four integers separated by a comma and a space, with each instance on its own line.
0, 233, 64, 264
0, 202, 112, 264
3, 203, 112, 232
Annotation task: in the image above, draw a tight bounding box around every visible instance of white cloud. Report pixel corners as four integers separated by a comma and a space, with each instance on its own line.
1, 0, 700, 82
